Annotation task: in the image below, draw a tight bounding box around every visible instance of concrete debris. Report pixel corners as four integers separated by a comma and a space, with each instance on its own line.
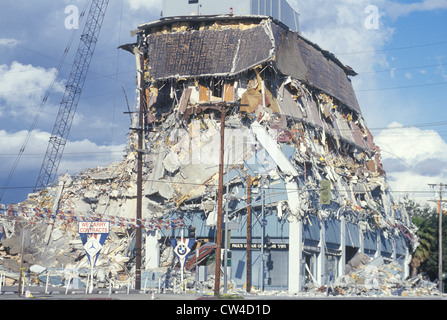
0, 15, 427, 296
329, 255, 440, 297
0, 220, 138, 289
136, 260, 440, 298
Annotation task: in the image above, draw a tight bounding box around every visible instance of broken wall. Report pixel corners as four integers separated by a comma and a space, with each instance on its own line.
127, 15, 417, 257
0, 15, 419, 292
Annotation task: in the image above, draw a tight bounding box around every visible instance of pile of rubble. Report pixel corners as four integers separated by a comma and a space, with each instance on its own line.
0, 219, 137, 289
155, 257, 441, 298
0, 15, 426, 296
0, 219, 440, 297
0, 127, 183, 289
314, 253, 440, 297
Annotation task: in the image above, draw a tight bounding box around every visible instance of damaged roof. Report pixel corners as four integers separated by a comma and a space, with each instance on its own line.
122, 15, 360, 114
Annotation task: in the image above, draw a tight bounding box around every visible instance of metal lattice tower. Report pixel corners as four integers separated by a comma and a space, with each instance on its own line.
35, 0, 110, 191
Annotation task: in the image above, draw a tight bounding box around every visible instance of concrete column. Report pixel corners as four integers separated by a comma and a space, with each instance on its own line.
288, 218, 302, 293
145, 230, 160, 269
339, 217, 346, 278
375, 230, 382, 258
392, 236, 397, 261
404, 247, 411, 279
317, 219, 325, 286
359, 229, 364, 254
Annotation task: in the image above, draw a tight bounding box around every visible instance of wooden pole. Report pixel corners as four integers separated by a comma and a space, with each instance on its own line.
429, 182, 445, 293
438, 184, 443, 293
135, 53, 146, 291
214, 104, 225, 296
246, 175, 252, 293
18, 227, 25, 298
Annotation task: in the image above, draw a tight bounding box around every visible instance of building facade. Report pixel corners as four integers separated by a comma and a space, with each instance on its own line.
121, 14, 416, 292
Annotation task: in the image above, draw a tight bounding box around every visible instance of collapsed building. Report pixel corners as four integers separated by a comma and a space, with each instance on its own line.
116, 13, 417, 292
0, 6, 420, 295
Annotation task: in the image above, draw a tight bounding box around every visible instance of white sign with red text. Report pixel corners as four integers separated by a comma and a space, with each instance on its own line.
79, 221, 110, 234
78, 221, 110, 267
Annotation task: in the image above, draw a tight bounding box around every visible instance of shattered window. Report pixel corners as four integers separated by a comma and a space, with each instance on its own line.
212, 80, 223, 98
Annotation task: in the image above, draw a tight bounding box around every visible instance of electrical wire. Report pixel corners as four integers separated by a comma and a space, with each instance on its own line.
0, 0, 91, 202
335, 40, 447, 56
358, 62, 447, 75
0, 174, 439, 196
356, 80, 447, 92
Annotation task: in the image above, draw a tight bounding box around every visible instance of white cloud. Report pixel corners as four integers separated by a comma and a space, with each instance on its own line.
385, 0, 447, 20
0, 38, 20, 48
60, 139, 127, 174
0, 129, 126, 181
0, 61, 65, 117
375, 122, 447, 203
390, 67, 397, 79
0, 130, 51, 171
293, 0, 393, 76
125, 0, 162, 12
290, 0, 396, 132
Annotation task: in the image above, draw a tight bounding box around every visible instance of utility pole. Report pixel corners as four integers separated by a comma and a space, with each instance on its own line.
18, 227, 26, 298
260, 188, 265, 292
135, 52, 146, 291
214, 104, 226, 296
429, 183, 446, 293
246, 175, 252, 293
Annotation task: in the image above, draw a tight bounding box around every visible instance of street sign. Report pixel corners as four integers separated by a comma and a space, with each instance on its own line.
223, 221, 240, 230
170, 238, 195, 269
79, 221, 110, 267
84, 237, 102, 258
170, 237, 195, 287
78, 221, 110, 294
79, 221, 110, 234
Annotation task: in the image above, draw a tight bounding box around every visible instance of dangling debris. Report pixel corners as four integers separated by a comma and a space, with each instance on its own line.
0, 13, 426, 296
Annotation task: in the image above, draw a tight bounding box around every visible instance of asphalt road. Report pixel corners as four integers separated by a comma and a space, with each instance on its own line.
1, 285, 446, 301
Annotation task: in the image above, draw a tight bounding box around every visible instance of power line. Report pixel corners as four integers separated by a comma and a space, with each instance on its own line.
0, 151, 125, 157
0, 175, 441, 195
358, 62, 447, 75
336, 40, 447, 56
367, 120, 447, 132
0, 1, 91, 202
356, 80, 447, 92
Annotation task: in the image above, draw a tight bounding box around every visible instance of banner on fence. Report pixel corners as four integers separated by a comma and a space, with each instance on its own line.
0, 204, 185, 231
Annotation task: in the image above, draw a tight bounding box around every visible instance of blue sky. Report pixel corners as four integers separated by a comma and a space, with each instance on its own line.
0, 0, 446, 206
